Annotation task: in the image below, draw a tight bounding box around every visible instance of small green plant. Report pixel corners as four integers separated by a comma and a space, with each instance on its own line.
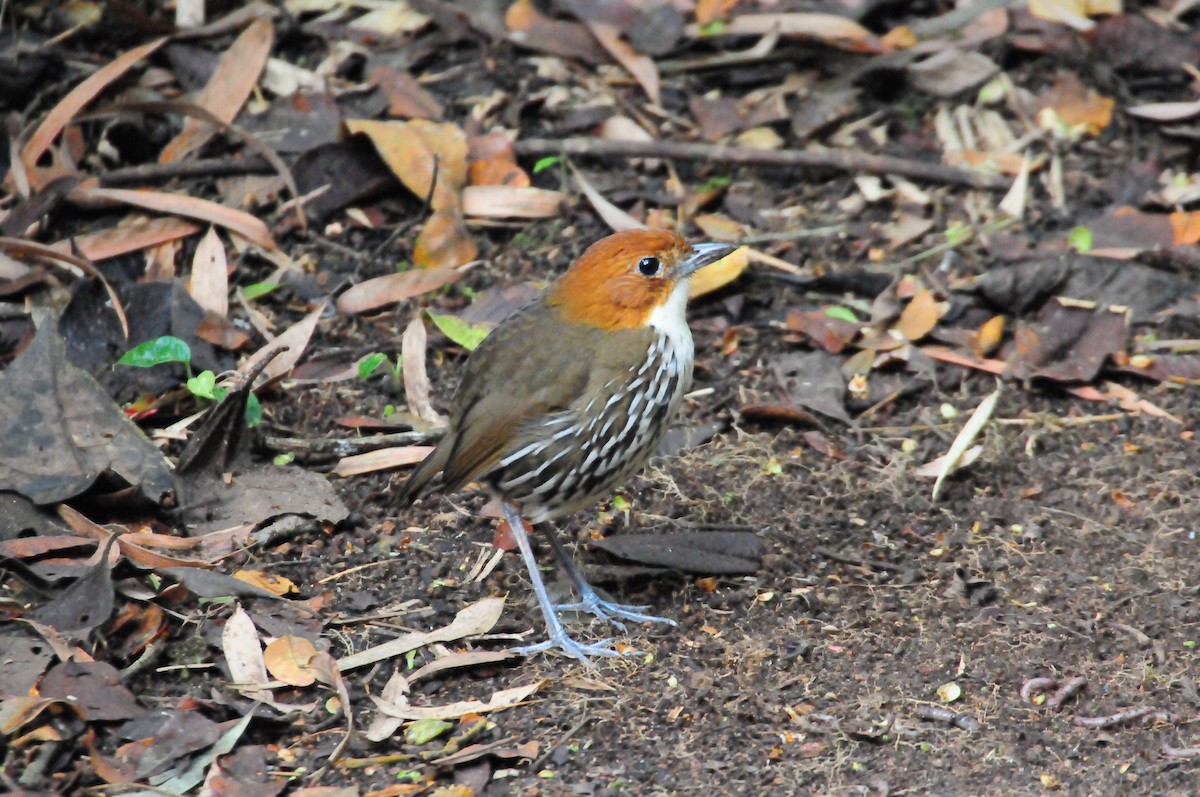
1068, 225, 1093, 253
427, 312, 492, 351
241, 281, 278, 301
696, 175, 732, 193
533, 155, 561, 174
117, 335, 261, 426
358, 352, 403, 395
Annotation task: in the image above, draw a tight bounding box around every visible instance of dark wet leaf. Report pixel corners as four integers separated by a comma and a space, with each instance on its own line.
0, 631, 57, 695
290, 138, 397, 224
772, 351, 852, 424
29, 536, 117, 635
0, 324, 176, 505
1006, 300, 1128, 383
179, 465, 349, 536
0, 491, 70, 539
591, 531, 764, 575
160, 567, 286, 601
115, 709, 223, 779
39, 660, 145, 721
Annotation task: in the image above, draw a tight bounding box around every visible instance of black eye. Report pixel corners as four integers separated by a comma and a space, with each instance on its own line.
637, 256, 662, 276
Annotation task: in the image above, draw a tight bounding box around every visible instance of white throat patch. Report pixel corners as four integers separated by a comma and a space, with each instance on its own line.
646, 279, 693, 354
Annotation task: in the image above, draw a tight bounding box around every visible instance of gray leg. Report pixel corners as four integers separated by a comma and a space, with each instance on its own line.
544, 527, 677, 630
502, 502, 635, 663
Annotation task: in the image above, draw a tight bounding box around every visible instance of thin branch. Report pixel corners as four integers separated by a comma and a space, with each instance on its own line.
514, 138, 1008, 190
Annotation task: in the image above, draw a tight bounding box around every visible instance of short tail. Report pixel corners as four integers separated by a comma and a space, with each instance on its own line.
395, 444, 449, 504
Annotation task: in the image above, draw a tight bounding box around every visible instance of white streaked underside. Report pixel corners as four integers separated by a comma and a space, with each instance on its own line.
491, 285, 697, 522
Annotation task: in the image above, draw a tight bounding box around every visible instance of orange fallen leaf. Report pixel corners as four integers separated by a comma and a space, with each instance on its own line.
1169, 211, 1200, 246
264, 635, 319, 687
20, 38, 166, 170
234, 569, 297, 596
585, 21, 661, 106
69, 216, 201, 261
975, 315, 1007, 357
336, 264, 471, 314
160, 19, 273, 162
68, 186, 276, 250
897, 289, 940, 341
1037, 72, 1114, 138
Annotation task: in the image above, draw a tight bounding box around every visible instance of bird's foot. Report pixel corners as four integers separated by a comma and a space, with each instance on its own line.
510, 632, 636, 665
556, 589, 678, 632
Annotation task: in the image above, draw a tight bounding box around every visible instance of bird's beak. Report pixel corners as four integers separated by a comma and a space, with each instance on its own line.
676, 241, 738, 279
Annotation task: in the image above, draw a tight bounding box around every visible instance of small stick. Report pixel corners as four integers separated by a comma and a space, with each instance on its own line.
514, 138, 1008, 190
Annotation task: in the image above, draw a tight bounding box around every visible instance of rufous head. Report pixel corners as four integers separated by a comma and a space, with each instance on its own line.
548, 230, 735, 330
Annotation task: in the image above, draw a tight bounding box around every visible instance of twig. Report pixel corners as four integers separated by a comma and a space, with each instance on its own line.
513, 138, 1008, 190
815, 547, 907, 573
263, 430, 445, 462
99, 155, 274, 186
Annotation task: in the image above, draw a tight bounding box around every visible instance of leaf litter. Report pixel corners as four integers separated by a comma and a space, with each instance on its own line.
3, 0, 1200, 793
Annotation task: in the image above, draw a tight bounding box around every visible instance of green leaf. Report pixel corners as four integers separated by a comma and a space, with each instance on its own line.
359, 352, 390, 380
273, 452, 295, 466
698, 19, 726, 36
824, 306, 858, 323
427, 312, 493, 352
532, 155, 561, 174
186, 370, 218, 399
944, 222, 971, 246
1068, 225, 1093, 253
245, 394, 263, 427
405, 717, 453, 745
383, 404, 396, 418
242, 281, 278, 301
696, 175, 732, 193
117, 336, 191, 368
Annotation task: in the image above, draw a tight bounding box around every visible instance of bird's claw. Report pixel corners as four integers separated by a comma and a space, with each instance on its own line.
510, 633, 636, 665
556, 594, 678, 631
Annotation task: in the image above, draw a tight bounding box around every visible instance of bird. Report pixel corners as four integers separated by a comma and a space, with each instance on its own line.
397, 229, 736, 663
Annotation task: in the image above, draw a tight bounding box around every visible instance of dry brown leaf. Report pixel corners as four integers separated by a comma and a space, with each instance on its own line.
331, 446, 436, 477
69, 216, 200, 261
897, 289, 940, 341
692, 213, 747, 242
374, 679, 546, 721
188, 227, 228, 317
1169, 211, 1200, 246
346, 118, 476, 268
68, 186, 276, 250
336, 265, 469, 314
689, 246, 749, 298
223, 606, 268, 688
585, 21, 661, 106
461, 185, 563, 218
402, 315, 448, 427
263, 635, 319, 687
572, 166, 643, 232
243, 301, 325, 387
337, 597, 506, 672
468, 132, 530, 187
1037, 72, 1114, 138
20, 38, 167, 170
413, 208, 478, 270
975, 315, 1007, 357
160, 19, 274, 162
233, 569, 297, 596
687, 13, 880, 50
